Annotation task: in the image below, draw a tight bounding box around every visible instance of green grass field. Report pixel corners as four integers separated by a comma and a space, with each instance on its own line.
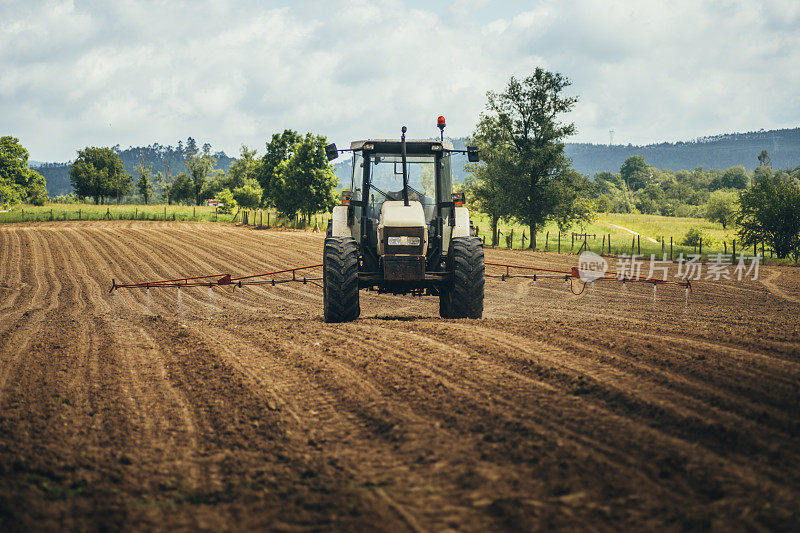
470, 212, 773, 261
0, 204, 333, 229
1, 203, 788, 263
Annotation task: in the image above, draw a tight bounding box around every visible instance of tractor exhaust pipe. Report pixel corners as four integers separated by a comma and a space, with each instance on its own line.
401, 126, 409, 206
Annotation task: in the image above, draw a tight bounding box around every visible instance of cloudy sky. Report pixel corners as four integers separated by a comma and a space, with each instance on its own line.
2, 0, 799, 162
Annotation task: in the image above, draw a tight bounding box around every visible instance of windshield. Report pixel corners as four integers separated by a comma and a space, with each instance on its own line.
369, 154, 436, 205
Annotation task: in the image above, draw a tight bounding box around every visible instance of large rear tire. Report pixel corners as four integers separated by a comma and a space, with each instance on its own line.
323, 236, 360, 323
439, 236, 484, 319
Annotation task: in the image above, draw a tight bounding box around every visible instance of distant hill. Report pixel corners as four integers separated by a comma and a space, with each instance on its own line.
32, 141, 235, 196
33, 127, 800, 195
333, 127, 800, 187
565, 127, 800, 176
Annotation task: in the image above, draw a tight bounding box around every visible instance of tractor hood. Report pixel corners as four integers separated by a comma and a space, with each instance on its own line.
377, 200, 428, 256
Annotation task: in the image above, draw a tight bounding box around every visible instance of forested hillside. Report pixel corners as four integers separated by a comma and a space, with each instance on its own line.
33, 138, 234, 196
566, 127, 800, 176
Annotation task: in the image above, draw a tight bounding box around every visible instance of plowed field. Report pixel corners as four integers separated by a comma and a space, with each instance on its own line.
1, 222, 799, 531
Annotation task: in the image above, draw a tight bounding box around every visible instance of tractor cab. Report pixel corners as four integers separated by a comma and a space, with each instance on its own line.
348, 139, 454, 273
323, 121, 483, 323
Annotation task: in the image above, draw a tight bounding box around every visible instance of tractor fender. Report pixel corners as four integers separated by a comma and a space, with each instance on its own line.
330, 205, 351, 237
451, 206, 471, 238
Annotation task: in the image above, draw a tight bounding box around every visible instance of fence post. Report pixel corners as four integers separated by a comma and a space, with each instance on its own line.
267, 212, 270, 228
661, 236, 665, 256
670, 237, 673, 260
558, 232, 561, 253
724, 241, 727, 254
699, 237, 703, 258
164, 206, 167, 220
78, 209, 81, 221
732, 239, 736, 261
631, 235, 635, 253
637, 235, 641, 255
510, 228, 514, 249
602, 234, 606, 254
215, 206, 218, 222
546, 231, 549, 251
522, 230, 527, 248
571, 233, 574, 250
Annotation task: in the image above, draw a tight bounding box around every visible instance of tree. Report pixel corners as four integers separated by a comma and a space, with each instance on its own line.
550, 169, 596, 231
482, 68, 579, 248
273, 133, 337, 222
256, 130, 302, 208
135, 156, 154, 205
227, 145, 260, 190
199, 170, 228, 202
757, 149, 772, 168
184, 145, 215, 205
705, 189, 738, 229
70, 147, 130, 204
620, 156, 651, 191
737, 172, 800, 259
232, 178, 263, 210
711, 165, 749, 190
465, 114, 515, 245
154, 167, 174, 205
0, 136, 47, 207
171, 172, 195, 204
214, 188, 236, 214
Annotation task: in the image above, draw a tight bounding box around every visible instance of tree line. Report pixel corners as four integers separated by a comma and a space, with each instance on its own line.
67, 132, 337, 222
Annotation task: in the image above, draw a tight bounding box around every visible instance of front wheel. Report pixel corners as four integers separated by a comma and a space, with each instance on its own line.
323, 236, 360, 323
439, 236, 484, 319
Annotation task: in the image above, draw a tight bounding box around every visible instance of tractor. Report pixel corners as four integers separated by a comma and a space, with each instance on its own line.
322, 118, 484, 323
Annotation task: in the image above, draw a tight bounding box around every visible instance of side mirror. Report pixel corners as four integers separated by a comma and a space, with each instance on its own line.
466, 146, 480, 163
451, 192, 465, 206
325, 143, 339, 161
340, 190, 353, 205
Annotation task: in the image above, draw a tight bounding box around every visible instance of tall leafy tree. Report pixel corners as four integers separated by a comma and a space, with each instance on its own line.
705, 189, 738, 229
273, 133, 337, 222
620, 155, 651, 191
170, 172, 195, 204
184, 145, 216, 205
465, 114, 514, 245
70, 147, 130, 204
135, 156, 154, 204
227, 145, 260, 190
737, 170, 800, 259
256, 130, 302, 208
482, 68, 579, 248
233, 178, 263, 210
0, 136, 47, 206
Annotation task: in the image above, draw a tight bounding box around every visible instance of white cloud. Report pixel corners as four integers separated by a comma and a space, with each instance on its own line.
0, 0, 798, 161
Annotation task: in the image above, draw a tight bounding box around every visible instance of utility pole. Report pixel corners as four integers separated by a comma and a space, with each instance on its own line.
609, 130, 615, 146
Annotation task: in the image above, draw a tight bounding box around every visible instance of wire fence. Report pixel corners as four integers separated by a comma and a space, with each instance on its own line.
475, 226, 794, 264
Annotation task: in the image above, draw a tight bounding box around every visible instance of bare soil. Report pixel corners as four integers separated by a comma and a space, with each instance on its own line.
1, 221, 799, 531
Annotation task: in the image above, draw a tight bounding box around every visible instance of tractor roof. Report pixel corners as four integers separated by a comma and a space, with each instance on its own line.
350, 139, 455, 153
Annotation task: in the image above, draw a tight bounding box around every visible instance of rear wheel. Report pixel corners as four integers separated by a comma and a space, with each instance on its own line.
323, 236, 360, 323
439, 236, 484, 319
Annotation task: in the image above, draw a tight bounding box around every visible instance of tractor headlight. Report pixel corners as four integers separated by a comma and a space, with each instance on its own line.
387, 236, 421, 246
